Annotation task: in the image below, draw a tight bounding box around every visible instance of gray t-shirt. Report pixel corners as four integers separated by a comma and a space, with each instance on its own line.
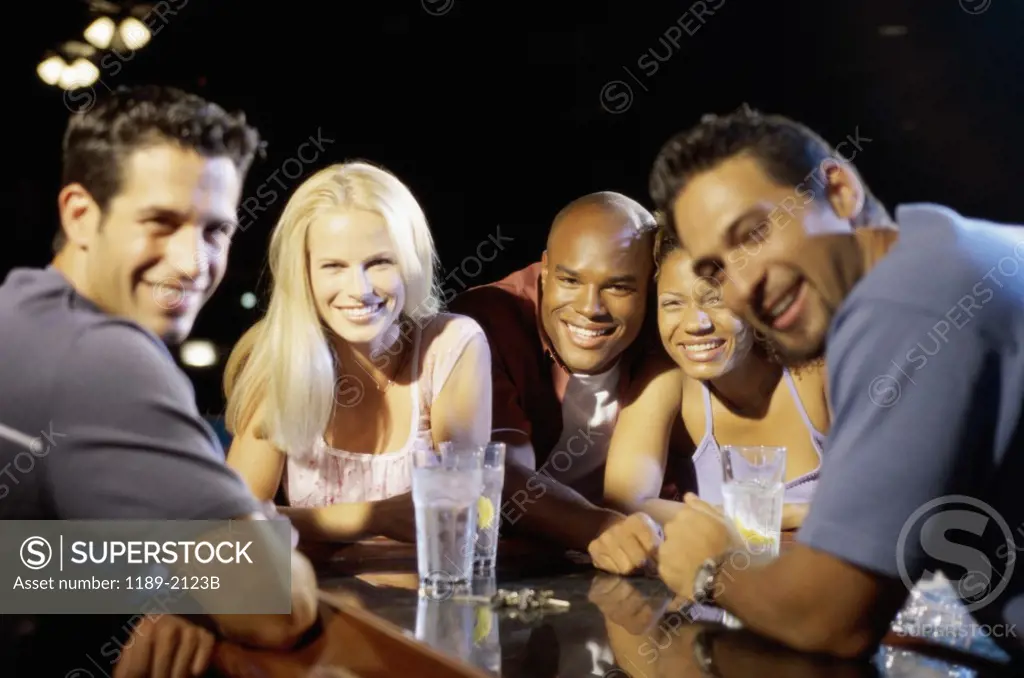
798, 204, 1024, 653
0, 266, 259, 520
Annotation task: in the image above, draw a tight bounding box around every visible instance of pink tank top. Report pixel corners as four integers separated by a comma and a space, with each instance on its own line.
283, 313, 483, 507
691, 368, 824, 505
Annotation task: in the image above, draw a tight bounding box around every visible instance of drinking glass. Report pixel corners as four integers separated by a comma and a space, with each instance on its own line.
411, 443, 483, 598
440, 441, 506, 575
720, 445, 786, 561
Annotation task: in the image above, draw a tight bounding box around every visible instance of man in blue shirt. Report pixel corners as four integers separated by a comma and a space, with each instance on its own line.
645, 107, 1024, 659
0, 85, 319, 675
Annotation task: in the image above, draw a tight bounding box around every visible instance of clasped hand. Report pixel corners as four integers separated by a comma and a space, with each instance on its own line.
588, 494, 744, 600
587, 512, 664, 575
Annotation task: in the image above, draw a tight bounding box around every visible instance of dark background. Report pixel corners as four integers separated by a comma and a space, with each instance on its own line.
3, 0, 1021, 415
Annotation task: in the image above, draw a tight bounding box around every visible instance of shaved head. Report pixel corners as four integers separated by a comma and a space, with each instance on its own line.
540, 192, 656, 374
548, 191, 657, 249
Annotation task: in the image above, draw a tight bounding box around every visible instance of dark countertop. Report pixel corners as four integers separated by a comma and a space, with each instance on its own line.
319, 565, 1014, 678
10, 540, 1017, 676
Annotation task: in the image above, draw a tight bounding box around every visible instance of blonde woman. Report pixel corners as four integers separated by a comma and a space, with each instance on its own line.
224, 162, 492, 543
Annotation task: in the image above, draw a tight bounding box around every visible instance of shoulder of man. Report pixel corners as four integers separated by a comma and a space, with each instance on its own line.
60, 316, 193, 407
0, 268, 189, 411
447, 262, 542, 345
850, 203, 1024, 323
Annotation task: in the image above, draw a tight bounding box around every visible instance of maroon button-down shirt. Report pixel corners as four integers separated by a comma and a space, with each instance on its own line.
448, 262, 694, 499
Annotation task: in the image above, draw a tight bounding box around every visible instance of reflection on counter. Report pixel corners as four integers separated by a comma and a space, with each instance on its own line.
415, 577, 502, 676
317, 568, 1015, 677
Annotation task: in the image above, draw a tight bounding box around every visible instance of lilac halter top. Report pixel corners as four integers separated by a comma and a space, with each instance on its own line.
692, 368, 824, 505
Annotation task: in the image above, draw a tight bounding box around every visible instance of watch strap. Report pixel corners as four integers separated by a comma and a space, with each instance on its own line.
693, 556, 723, 605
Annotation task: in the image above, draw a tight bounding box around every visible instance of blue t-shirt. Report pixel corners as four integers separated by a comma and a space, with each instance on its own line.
0, 266, 267, 676
0, 266, 258, 520
798, 204, 1024, 655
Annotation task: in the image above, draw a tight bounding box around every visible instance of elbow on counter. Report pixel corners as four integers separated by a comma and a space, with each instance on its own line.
220, 548, 321, 650
259, 602, 321, 650
220, 600, 320, 651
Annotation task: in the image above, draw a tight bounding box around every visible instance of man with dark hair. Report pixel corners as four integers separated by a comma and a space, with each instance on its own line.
0, 86, 319, 675
450, 191, 694, 570
651, 105, 892, 235
648, 106, 1024, 661
49, 84, 262, 344
51, 85, 262, 257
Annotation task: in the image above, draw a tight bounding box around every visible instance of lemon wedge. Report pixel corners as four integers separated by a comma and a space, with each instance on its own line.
477, 497, 495, 529
734, 519, 776, 548
473, 605, 493, 644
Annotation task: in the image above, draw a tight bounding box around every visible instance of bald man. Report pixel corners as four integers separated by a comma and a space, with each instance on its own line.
450, 192, 692, 560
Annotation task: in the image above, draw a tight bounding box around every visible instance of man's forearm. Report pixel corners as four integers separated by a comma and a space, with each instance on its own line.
712, 550, 880, 657
501, 462, 621, 550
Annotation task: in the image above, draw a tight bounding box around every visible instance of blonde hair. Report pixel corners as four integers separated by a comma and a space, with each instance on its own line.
224, 161, 440, 454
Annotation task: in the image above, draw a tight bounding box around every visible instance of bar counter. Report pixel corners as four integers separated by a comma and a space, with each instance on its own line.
210, 538, 1018, 677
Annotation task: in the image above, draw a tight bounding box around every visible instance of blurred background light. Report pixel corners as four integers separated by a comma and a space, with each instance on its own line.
84, 16, 116, 49
36, 3, 156, 88
180, 340, 218, 368
119, 17, 151, 50
57, 58, 100, 90
35, 55, 65, 86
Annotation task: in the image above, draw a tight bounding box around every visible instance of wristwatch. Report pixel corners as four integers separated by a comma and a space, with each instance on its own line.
692, 556, 724, 605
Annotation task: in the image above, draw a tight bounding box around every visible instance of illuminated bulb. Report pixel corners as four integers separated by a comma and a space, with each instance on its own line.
181, 340, 218, 368
58, 58, 100, 90
84, 17, 116, 49
119, 17, 151, 50
240, 292, 257, 309
37, 55, 66, 86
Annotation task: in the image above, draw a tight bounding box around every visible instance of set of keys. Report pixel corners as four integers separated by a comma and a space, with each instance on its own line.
452, 587, 571, 621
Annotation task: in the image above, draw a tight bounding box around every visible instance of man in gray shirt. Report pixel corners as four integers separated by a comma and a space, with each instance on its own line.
639, 107, 1024, 660
0, 85, 319, 673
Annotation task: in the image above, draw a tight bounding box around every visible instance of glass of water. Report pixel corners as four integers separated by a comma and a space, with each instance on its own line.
441, 442, 506, 576
720, 445, 786, 562
412, 443, 483, 598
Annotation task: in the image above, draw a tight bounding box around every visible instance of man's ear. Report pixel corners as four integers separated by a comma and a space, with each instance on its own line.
540, 250, 548, 291
57, 183, 102, 249
823, 163, 866, 225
